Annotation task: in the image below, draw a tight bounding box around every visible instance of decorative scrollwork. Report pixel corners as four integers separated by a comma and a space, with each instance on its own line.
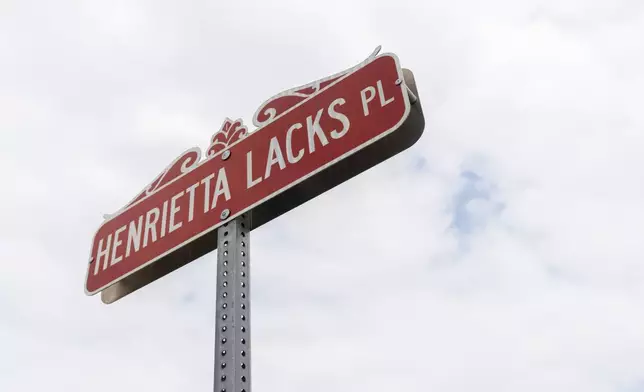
252, 46, 382, 128
207, 118, 248, 158
103, 148, 201, 220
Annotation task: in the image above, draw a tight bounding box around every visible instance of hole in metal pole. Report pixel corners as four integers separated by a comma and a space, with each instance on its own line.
222, 338, 227, 344
222, 303, 227, 309
241, 315, 246, 321
241, 232, 245, 237
222, 326, 227, 332
241, 304, 245, 309
222, 314, 227, 320
241, 351, 246, 357
241, 262, 246, 267
223, 271, 228, 276
223, 292, 228, 298
241, 376, 246, 382
224, 251, 228, 256
241, 272, 246, 277
241, 251, 246, 257
241, 242, 246, 247
241, 327, 246, 333
221, 350, 227, 356
221, 375, 226, 381
223, 282, 228, 287
221, 362, 226, 368
223, 261, 228, 267
241, 363, 246, 369
241, 282, 246, 288
241, 293, 246, 299
241, 338, 246, 344
224, 232, 229, 238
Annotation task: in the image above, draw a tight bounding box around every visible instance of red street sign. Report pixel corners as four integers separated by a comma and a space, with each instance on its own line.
86, 51, 425, 302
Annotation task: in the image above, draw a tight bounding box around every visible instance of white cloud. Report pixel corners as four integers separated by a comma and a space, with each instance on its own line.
1, 0, 643, 391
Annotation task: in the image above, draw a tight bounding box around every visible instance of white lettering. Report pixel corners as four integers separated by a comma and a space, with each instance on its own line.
246, 151, 262, 189
169, 191, 184, 233
377, 80, 395, 107
306, 108, 329, 153
186, 182, 199, 222
126, 216, 143, 258
201, 173, 215, 213
328, 98, 350, 139
212, 167, 231, 209
360, 86, 376, 116
286, 123, 304, 164
265, 136, 287, 179
160, 200, 168, 238
94, 234, 112, 275
143, 208, 160, 247
110, 225, 127, 266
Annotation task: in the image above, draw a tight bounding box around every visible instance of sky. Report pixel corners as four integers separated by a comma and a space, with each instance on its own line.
1, 0, 644, 391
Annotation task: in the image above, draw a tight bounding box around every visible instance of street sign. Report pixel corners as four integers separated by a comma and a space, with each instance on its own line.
86, 50, 425, 303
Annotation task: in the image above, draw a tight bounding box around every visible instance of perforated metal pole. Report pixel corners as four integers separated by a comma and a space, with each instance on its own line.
214, 213, 251, 392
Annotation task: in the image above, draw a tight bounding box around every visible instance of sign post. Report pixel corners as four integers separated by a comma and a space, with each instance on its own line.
214, 214, 251, 392
84, 47, 425, 391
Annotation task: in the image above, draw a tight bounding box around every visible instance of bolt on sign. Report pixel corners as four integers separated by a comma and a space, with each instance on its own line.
85, 47, 425, 304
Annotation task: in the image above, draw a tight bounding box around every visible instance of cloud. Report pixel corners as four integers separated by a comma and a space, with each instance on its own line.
1, 0, 644, 391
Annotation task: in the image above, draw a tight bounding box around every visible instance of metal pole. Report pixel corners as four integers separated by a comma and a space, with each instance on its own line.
214, 213, 251, 392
